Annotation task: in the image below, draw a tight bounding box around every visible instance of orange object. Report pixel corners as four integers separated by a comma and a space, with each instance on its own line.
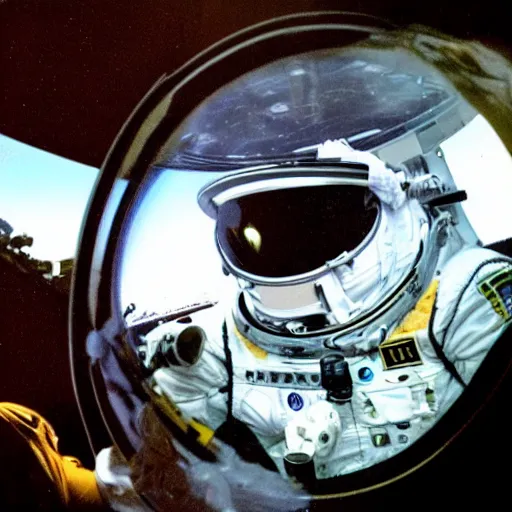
0, 402, 108, 510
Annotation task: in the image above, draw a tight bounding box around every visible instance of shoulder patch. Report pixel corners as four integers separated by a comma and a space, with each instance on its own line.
478, 267, 512, 321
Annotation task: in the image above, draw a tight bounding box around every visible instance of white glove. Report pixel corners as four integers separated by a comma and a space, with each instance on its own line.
317, 139, 406, 210
284, 400, 341, 460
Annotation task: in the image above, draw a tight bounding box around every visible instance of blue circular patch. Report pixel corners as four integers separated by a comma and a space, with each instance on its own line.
358, 367, 374, 382
287, 392, 304, 411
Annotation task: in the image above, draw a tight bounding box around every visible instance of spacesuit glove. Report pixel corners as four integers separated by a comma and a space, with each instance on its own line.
178, 439, 311, 512
317, 139, 406, 209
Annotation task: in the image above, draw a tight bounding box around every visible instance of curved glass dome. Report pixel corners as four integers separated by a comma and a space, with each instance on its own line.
70, 13, 512, 512
163, 47, 456, 170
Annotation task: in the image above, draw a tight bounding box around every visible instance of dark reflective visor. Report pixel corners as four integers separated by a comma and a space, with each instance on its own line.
216, 185, 379, 278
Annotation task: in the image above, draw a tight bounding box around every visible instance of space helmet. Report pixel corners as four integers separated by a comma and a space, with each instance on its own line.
196, 140, 454, 357
70, 11, 512, 512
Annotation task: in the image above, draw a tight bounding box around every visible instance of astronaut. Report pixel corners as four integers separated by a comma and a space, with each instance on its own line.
141, 140, 512, 487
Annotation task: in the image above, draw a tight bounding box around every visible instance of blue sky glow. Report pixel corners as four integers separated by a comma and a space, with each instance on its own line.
0, 134, 99, 261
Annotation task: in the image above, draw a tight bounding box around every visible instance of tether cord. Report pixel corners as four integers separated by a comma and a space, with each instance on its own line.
428, 303, 466, 388
222, 320, 234, 423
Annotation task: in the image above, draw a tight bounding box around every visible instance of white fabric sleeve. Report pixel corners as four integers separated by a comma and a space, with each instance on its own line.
142, 305, 229, 427
95, 446, 152, 512
316, 139, 406, 209
152, 338, 229, 429
433, 247, 512, 384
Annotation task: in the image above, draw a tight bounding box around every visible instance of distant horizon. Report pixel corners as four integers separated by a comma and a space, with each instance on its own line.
0, 133, 99, 261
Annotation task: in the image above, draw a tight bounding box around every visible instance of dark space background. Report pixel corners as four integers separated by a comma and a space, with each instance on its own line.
1, 0, 512, 508
2, 1, 512, 168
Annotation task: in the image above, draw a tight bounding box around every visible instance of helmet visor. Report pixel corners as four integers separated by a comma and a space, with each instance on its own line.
216, 184, 379, 278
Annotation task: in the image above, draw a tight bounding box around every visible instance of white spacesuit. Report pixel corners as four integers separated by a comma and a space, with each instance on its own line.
134, 140, 512, 486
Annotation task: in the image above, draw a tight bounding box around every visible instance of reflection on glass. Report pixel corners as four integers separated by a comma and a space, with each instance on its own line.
243, 225, 262, 254
110, 38, 512, 506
